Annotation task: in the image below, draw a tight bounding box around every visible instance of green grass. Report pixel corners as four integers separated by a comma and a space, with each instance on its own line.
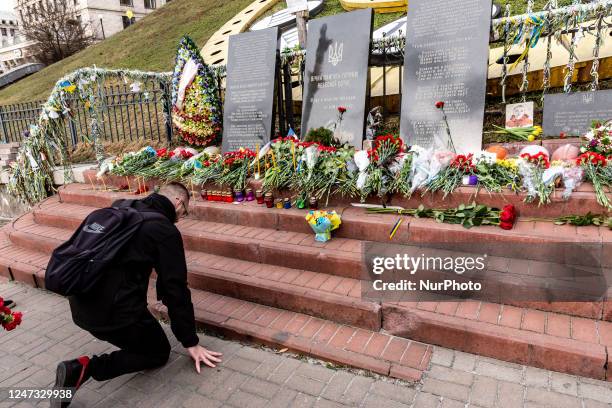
0, 0, 569, 104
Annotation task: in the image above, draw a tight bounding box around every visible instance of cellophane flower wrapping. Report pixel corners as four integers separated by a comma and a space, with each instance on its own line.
305, 210, 342, 242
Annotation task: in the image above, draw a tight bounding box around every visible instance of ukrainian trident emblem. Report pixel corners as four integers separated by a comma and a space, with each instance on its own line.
328, 42, 343, 67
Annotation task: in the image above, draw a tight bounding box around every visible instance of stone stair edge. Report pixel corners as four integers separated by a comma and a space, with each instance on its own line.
382, 303, 611, 381
57, 184, 610, 245
147, 284, 430, 383
13, 203, 612, 320
3, 214, 381, 329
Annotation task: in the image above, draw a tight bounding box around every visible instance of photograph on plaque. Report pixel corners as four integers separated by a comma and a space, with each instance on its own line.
221, 27, 279, 153
301, 9, 374, 147
399, 0, 492, 153
543, 90, 612, 137
506, 102, 534, 129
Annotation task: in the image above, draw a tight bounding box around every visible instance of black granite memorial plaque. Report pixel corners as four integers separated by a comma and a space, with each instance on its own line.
301, 9, 373, 147
400, 0, 492, 153
222, 27, 279, 153
543, 90, 612, 136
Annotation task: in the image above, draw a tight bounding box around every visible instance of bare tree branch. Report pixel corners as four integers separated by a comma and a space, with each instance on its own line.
17, 0, 94, 65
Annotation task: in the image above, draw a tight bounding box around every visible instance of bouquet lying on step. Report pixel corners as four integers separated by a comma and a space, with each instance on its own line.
305, 210, 342, 242
0, 297, 22, 331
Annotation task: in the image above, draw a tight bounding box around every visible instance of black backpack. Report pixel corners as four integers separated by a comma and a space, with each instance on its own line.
45, 200, 160, 296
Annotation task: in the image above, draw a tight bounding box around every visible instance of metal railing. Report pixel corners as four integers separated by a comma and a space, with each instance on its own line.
0, 83, 172, 146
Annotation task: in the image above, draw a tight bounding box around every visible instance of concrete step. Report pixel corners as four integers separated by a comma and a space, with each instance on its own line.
5, 212, 381, 330
3, 196, 612, 381
32, 197, 364, 279
82, 170, 611, 218
147, 283, 431, 382
0, 236, 430, 382
57, 184, 611, 265
383, 301, 612, 381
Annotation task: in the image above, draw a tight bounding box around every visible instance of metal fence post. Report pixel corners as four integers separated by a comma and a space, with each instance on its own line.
0, 106, 8, 143
161, 80, 173, 143
68, 119, 78, 148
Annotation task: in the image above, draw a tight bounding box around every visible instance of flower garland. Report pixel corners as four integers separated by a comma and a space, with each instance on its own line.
8, 67, 173, 205
171, 36, 223, 148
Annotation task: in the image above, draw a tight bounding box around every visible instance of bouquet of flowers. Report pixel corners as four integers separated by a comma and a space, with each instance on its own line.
292, 143, 356, 205
581, 120, 612, 156
263, 137, 298, 191
137, 147, 196, 181
191, 155, 222, 185
475, 157, 521, 193
425, 153, 475, 197
519, 152, 554, 205
111, 146, 158, 176
389, 152, 413, 197
576, 152, 610, 209
367, 203, 517, 230
217, 148, 256, 191
359, 134, 405, 199
0, 297, 22, 331
305, 210, 342, 242
491, 125, 543, 142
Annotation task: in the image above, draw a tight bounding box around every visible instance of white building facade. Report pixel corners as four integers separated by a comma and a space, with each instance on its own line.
15, 0, 168, 41
0, 11, 36, 75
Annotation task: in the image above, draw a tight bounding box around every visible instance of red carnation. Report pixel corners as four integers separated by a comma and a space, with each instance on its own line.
435, 101, 445, 109
338, 106, 347, 114
559, 132, 566, 139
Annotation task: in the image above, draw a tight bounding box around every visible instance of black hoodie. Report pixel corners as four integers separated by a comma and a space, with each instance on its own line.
68, 193, 199, 348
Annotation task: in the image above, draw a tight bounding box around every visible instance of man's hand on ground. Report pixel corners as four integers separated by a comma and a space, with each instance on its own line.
187, 345, 223, 373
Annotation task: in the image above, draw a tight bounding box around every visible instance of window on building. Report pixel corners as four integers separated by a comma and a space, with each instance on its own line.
119, 0, 133, 6
122, 15, 135, 28
1, 28, 6, 36
144, 0, 156, 9
9, 29, 15, 36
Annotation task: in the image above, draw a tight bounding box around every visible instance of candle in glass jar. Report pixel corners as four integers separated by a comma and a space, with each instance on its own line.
245, 188, 255, 202
264, 192, 274, 208
256, 190, 264, 204
234, 189, 245, 202
309, 197, 318, 210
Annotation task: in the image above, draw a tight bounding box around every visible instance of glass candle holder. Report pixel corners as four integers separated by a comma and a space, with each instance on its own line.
309, 197, 318, 210
256, 190, 265, 205
264, 192, 274, 208
200, 189, 208, 201
234, 189, 245, 202
296, 198, 306, 209
225, 191, 234, 203
283, 198, 291, 209
245, 188, 255, 202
